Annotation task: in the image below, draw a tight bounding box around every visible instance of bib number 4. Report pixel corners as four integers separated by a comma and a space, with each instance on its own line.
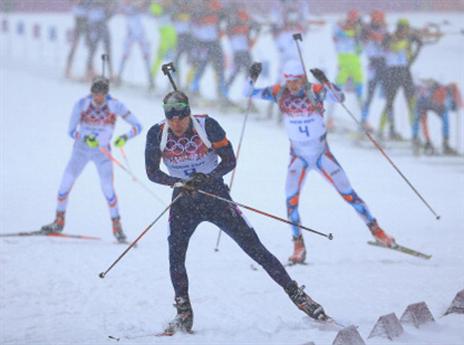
298, 125, 310, 137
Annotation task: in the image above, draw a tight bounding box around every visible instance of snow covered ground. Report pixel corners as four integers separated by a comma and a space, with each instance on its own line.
1, 11, 464, 345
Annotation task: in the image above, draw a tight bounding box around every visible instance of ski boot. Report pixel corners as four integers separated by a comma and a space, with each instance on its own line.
288, 235, 307, 264
41, 211, 65, 233
164, 296, 194, 335
285, 281, 328, 321
368, 220, 396, 247
443, 140, 458, 156
423, 141, 436, 155
360, 119, 373, 134
412, 137, 422, 156
112, 217, 127, 243
389, 130, 403, 141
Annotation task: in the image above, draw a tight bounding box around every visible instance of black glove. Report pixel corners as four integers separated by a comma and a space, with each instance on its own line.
185, 173, 210, 190
249, 62, 262, 81
310, 68, 329, 84
173, 173, 211, 196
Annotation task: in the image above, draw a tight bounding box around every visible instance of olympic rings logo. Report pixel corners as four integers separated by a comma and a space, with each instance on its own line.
165, 134, 203, 156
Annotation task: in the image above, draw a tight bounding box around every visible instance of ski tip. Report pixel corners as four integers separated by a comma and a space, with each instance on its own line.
284, 261, 309, 267
250, 263, 259, 271
155, 331, 175, 337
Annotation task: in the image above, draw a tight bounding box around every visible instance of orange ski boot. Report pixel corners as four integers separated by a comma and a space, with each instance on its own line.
369, 220, 396, 247
288, 235, 307, 264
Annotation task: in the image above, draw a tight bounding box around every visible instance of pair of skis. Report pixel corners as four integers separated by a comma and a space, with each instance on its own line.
108, 329, 193, 341
108, 317, 344, 340
0, 230, 101, 241
0, 230, 135, 246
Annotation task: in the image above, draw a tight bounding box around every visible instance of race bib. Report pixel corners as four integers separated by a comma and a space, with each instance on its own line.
284, 115, 326, 142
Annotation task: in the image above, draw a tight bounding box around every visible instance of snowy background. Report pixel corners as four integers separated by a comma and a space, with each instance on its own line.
1, 11, 464, 345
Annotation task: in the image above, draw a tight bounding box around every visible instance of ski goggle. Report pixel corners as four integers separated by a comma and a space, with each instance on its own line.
163, 102, 190, 119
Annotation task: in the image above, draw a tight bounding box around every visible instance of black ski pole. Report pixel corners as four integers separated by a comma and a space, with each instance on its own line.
214, 66, 262, 252
161, 62, 178, 91
198, 189, 333, 240
101, 54, 108, 78
98, 193, 183, 279
292, 32, 441, 220
292, 33, 309, 80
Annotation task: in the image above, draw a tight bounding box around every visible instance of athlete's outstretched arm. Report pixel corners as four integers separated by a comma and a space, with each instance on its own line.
243, 78, 279, 103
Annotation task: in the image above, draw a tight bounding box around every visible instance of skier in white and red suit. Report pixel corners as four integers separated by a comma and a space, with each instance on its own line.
244, 60, 396, 264
40, 77, 142, 243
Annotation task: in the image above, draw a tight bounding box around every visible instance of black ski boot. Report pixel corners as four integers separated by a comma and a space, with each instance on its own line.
164, 296, 194, 335
443, 140, 458, 156
41, 211, 65, 233
389, 129, 403, 141
285, 281, 328, 321
424, 141, 436, 155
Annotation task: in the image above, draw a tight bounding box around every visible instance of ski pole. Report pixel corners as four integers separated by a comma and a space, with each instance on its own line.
229, 76, 260, 189
119, 147, 133, 177
101, 54, 108, 78
161, 62, 178, 91
99, 193, 183, 279
214, 73, 261, 252
457, 110, 462, 154
228, 100, 252, 189
197, 189, 333, 240
99, 147, 166, 205
293, 33, 441, 220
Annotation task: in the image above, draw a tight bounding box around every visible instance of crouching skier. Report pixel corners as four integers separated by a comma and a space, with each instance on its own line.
145, 90, 329, 335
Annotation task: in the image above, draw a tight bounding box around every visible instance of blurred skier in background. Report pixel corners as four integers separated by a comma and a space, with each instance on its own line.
360, 10, 388, 132
268, 0, 310, 120
412, 79, 462, 155
378, 18, 423, 140
327, 10, 364, 131
224, 6, 260, 93
188, 0, 230, 104
86, 0, 115, 81
40, 78, 142, 243
65, 0, 90, 79
116, 0, 154, 90
171, 0, 193, 88
150, 0, 177, 89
